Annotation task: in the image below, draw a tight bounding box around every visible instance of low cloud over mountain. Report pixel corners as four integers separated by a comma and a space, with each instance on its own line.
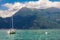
0, 0, 60, 18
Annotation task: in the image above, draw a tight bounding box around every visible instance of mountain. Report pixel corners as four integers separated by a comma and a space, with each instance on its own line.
0, 7, 60, 29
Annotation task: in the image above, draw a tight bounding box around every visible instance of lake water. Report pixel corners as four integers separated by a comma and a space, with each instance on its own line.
0, 29, 60, 40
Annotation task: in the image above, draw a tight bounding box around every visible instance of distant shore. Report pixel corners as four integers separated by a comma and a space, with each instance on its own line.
0, 29, 60, 30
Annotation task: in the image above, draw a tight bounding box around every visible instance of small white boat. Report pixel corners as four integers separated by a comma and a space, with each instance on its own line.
8, 16, 16, 34
45, 32, 48, 35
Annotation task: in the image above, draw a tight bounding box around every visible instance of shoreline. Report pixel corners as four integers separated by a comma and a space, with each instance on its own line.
0, 29, 60, 30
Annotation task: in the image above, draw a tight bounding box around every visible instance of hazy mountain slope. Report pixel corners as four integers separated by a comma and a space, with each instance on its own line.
0, 7, 60, 29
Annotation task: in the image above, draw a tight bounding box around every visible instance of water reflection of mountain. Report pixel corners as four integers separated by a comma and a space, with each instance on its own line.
0, 7, 60, 29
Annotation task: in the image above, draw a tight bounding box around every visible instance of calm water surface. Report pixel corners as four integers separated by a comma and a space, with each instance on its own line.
0, 29, 60, 40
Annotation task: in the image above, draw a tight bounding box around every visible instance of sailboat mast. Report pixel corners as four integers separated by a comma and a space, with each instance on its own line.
12, 16, 13, 28
7, 15, 16, 34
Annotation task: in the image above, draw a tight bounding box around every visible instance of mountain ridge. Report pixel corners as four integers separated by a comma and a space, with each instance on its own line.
0, 7, 60, 29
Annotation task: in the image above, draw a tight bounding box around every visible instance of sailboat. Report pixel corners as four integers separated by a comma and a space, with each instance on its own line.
8, 16, 16, 34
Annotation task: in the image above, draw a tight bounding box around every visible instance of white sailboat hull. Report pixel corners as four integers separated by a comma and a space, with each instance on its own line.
8, 29, 16, 34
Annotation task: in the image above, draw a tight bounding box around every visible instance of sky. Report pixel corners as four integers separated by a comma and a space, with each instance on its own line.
0, 0, 60, 5
0, 0, 60, 10
0, 0, 38, 10
0, 0, 60, 18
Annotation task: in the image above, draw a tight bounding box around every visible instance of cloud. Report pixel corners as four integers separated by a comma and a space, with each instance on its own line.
0, 2, 25, 18
0, 0, 60, 18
